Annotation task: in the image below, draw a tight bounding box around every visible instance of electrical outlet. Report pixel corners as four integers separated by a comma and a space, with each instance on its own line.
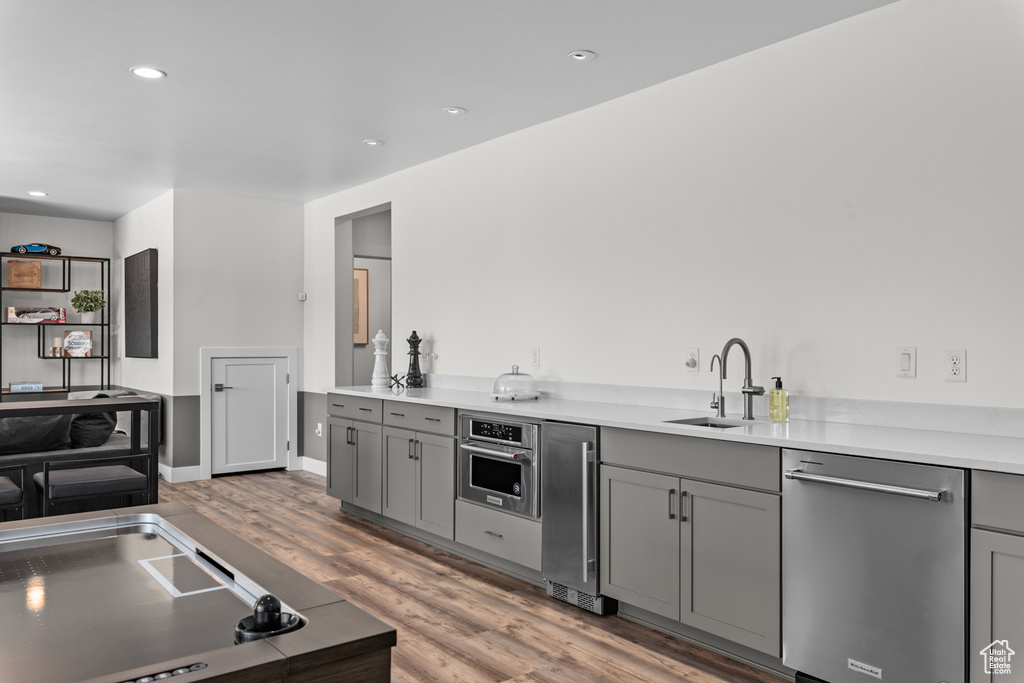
685, 348, 700, 372
530, 346, 541, 367
946, 349, 966, 382
316, 422, 323, 437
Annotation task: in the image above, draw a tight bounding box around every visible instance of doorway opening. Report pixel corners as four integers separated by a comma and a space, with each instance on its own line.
334, 205, 392, 387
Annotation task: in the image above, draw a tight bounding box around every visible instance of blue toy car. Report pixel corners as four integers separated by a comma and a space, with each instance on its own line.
10, 243, 61, 256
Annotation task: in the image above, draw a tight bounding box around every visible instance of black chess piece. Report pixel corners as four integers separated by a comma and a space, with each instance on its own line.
406, 331, 424, 388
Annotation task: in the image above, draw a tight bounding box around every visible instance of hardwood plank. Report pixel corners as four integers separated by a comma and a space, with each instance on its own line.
159, 470, 787, 683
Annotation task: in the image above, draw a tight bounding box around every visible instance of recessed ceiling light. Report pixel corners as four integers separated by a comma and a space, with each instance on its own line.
130, 66, 167, 79
567, 50, 597, 62
443, 106, 466, 115
363, 139, 385, 146
27, 191, 47, 197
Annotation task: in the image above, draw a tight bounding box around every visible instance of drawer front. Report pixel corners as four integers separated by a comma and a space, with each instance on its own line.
327, 395, 382, 422
384, 401, 455, 435
455, 499, 541, 570
974, 470, 1024, 533
602, 427, 780, 492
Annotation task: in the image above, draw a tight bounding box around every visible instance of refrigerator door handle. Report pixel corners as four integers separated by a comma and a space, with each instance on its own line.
581, 441, 591, 584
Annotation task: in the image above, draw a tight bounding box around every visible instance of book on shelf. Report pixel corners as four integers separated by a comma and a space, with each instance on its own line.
9, 381, 43, 393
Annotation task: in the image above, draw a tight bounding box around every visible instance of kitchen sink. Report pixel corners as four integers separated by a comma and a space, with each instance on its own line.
663, 417, 747, 429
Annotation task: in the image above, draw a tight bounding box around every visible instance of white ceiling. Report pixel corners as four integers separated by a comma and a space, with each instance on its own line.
0, 0, 895, 222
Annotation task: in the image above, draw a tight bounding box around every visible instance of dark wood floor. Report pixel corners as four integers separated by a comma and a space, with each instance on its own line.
159, 470, 788, 683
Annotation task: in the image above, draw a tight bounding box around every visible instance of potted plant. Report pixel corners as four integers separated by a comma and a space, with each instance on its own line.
71, 289, 106, 324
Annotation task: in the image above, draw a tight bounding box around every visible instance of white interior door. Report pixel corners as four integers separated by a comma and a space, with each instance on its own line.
211, 356, 289, 475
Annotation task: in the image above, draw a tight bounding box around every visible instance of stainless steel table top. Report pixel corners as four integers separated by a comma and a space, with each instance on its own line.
0, 523, 258, 682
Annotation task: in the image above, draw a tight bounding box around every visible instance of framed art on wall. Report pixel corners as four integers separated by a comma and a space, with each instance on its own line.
126, 248, 158, 358
354, 268, 369, 345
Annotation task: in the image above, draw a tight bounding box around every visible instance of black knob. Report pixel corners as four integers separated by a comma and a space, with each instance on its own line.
253, 594, 282, 632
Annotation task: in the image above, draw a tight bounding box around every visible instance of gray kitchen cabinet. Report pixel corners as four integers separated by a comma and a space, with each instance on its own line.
600, 466, 681, 617
382, 401, 456, 540
327, 417, 383, 512
455, 499, 542, 571
971, 470, 1024, 682
599, 427, 781, 656
326, 396, 384, 513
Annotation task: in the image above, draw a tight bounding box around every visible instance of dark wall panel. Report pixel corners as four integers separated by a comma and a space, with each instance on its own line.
125, 248, 158, 358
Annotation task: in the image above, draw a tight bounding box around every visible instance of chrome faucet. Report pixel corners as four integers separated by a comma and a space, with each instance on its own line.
719, 337, 765, 420
710, 354, 725, 417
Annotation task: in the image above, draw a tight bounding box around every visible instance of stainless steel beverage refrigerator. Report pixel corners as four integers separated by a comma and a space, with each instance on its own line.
541, 421, 616, 615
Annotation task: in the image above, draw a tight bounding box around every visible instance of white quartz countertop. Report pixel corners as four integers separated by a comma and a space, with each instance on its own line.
325, 385, 1024, 475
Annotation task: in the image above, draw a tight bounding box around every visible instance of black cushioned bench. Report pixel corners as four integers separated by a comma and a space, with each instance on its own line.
0, 396, 160, 519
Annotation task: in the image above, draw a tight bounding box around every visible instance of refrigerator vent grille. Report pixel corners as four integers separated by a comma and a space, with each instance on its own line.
547, 581, 613, 615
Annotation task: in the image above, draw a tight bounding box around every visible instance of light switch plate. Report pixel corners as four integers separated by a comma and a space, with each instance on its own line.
897, 346, 917, 378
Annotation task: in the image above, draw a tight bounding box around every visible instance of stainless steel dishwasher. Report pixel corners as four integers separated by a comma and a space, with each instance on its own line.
782, 449, 966, 683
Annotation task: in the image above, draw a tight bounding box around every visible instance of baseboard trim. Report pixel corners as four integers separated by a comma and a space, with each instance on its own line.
159, 464, 204, 483
300, 457, 327, 477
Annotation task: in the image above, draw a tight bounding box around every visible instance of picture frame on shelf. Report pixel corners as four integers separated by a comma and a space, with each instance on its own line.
62, 330, 92, 357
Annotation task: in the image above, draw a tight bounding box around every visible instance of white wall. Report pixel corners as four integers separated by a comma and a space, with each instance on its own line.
172, 189, 304, 394
304, 0, 1024, 410
113, 190, 175, 395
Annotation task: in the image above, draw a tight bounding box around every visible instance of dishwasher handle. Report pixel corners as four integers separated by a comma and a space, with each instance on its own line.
784, 469, 945, 502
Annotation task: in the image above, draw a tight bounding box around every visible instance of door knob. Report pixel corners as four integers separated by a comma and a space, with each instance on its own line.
214, 384, 234, 392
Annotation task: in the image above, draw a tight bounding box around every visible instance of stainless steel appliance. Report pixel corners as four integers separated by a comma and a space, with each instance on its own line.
458, 414, 539, 519
541, 421, 615, 615
782, 449, 966, 683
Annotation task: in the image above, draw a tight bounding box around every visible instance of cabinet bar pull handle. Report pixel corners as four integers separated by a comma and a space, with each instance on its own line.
390, 412, 405, 417
359, 407, 373, 412
680, 491, 688, 523
408, 439, 416, 459
669, 488, 676, 520
332, 403, 344, 408
484, 530, 504, 538
346, 426, 354, 445
425, 417, 441, 422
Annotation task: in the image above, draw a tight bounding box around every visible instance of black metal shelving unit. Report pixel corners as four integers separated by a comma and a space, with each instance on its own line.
1, 252, 111, 400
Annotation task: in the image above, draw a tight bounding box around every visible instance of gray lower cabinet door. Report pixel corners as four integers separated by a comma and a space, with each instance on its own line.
414, 432, 455, 540
971, 528, 1024, 682
383, 426, 418, 526
327, 418, 382, 514
682, 478, 781, 656
600, 465, 681, 620
351, 421, 383, 513
326, 417, 354, 502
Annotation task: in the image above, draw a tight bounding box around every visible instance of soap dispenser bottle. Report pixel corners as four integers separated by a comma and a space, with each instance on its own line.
769, 376, 789, 423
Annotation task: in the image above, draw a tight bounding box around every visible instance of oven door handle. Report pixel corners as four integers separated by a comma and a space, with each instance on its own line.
459, 443, 531, 462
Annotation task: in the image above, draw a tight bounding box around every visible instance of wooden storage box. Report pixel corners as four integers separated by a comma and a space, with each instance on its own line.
7, 260, 41, 288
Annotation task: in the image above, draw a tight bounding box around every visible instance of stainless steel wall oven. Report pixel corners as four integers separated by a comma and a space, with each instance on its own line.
458, 414, 540, 519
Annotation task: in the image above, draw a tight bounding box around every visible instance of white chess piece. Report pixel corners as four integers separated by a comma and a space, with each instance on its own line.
371, 330, 390, 387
